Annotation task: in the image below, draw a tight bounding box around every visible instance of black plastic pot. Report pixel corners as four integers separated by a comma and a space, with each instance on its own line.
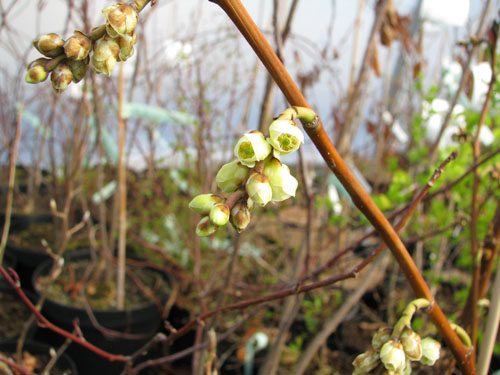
2, 213, 54, 290
0, 213, 53, 233
0, 339, 78, 375
32, 250, 170, 375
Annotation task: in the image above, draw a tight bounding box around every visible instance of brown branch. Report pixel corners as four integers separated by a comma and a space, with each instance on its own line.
0, 105, 22, 264
0, 266, 129, 363
207, 1, 474, 372
461, 29, 498, 348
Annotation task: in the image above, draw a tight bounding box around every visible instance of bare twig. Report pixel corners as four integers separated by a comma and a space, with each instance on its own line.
0, 105, 22, 264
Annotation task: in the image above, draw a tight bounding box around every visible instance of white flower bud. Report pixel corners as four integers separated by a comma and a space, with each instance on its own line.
188, 194, 224, 215
234, 130, 272, 167
209, 203, 230, 226
102, 3, 138, 37
352, 350, 379, 372
400, 328, 422, 361
215, 160, 250, 193
246, 172, 272, 207
266, 119, 304, 155
420, 337, 440, 366
262, 158, 298, 202
380, 340, 406, 373
372, 327, 392, 351
196, 216, 218, 237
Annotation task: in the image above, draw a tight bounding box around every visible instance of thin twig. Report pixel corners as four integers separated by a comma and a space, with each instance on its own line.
0, 105, 22, 265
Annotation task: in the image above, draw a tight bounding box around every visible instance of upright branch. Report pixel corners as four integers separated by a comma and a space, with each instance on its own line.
462, 18, 499, 351
0, 106, 22, 265
209, 0, 475, 373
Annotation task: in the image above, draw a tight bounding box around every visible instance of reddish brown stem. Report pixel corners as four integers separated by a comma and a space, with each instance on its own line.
0, 266, 129, 363
208, 0, 474, 372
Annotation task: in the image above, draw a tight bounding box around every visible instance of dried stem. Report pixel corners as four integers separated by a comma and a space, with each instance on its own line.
117, 62, 127, 309
0, 105, 22, 265
207, 0, 474, 372
462, 27, 498, 351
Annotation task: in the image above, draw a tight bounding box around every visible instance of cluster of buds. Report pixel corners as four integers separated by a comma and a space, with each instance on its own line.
189, 107, 317, 237
352, 299, 444, 375
25, 1, 144, 92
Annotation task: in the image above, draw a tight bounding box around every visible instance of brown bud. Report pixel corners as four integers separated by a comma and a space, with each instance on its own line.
64, 31, 92, 60
33, 33, 64, 57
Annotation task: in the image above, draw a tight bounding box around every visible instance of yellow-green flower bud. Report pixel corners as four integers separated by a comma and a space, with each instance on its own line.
230, 200, 251, 233
234, 130, 272, 167
380, 340, 406, 373
262, 158, 298, 202
215, 160, 250, 193
209, 203, 230, 226
372, 327, 392, 351
400, 328, 422, 361
103, 3, 138, 37
64, 31, 92, 61
25, 65, 48, 83
246, 172, 272, 207
91, 36, 120, 76
25, 59, 50, 84
420, 337, 440, 366
50, 62, 73, 92
352, 350, 379, 372
67, 59, 88, 83
266, 119, 304, 155
117, 31, 137, 61
33, 33, 64, 57
189, 194, 224, 215
196, 216, 218, 237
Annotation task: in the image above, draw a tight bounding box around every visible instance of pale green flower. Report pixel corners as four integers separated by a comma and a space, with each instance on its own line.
380, 340, 406, 373
215, 160, 250, 192
234, 131, 272, 167
262, 158, 298, 202
267, 119, 304, 155
420, 337, 440, 366
188, 194, 224, 215
246, 172, 272, 207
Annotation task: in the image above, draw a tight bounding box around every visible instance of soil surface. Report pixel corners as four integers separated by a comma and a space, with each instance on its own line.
36, 258, 170, 310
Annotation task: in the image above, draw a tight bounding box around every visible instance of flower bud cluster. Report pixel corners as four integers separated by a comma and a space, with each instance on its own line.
189, 112, 307, 236
26, 2, 140, 92
353, 299, 444, 374
353, 327, 441, 375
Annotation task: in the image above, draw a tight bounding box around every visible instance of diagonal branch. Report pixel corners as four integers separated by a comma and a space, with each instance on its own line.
208, 0, 475, 373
